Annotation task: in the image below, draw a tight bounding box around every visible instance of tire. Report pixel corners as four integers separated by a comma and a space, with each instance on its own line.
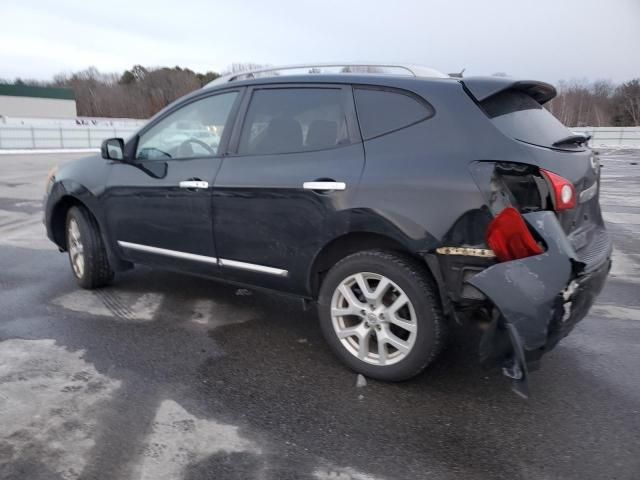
66, 206, 114, 289
317, 250, 446, 381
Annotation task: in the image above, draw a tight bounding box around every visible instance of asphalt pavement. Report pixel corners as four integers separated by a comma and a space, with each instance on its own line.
0, 151, 639, 480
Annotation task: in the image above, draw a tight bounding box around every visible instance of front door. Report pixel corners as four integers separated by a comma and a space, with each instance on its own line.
212, 85, 365, 294
103, 90, 241, 276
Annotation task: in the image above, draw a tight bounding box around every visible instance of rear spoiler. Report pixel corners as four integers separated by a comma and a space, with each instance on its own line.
461, 76, 557, 105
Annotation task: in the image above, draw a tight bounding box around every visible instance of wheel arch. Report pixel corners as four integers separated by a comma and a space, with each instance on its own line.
47, 188, 132, 272
307, 231, 437, 299
49, 194, 86, 250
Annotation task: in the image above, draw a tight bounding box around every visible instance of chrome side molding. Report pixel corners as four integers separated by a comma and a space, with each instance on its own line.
117, 241, 219, 264
218, 258, 288, 277
117, 241, 288, 276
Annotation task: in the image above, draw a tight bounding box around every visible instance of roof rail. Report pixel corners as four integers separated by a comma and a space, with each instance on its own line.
205, 63, 449, 87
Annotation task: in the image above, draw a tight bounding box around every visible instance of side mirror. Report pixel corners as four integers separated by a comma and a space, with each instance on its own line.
101, 138, 125, 161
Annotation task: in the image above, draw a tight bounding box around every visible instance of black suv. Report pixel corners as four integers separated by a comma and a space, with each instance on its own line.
44, 64, 611, 395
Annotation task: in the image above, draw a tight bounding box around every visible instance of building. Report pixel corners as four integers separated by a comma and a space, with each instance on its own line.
0, 84, 77, 118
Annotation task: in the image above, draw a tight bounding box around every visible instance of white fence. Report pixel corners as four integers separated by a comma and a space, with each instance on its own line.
571, 127, 640, 148
0, 115, 146, 128
0, 125, 139, 149
0, 124, 638, 150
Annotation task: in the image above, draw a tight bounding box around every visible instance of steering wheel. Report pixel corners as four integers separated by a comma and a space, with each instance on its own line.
178, 138, 216, 157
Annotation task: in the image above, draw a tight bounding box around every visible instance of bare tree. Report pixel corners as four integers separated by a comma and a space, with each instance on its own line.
224, 63, 270, 74
546, 79, 617, 127
613, 80, 640, 126
45, 66, 222, 118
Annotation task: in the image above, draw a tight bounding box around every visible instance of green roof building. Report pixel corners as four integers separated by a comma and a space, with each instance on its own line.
0, 84, 77, 118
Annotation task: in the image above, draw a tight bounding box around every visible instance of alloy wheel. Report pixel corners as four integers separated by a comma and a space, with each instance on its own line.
330, 272, 418, 366
68, 218, 85, 278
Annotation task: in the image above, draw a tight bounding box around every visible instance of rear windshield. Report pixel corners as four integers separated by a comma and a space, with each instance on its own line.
480, 89, 574, 148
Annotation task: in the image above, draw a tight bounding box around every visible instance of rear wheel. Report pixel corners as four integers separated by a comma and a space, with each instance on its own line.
66, 206, 114, 289
318, 250, 446, 381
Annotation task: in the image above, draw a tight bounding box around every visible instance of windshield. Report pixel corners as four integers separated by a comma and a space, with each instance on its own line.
481, 89, 579, 150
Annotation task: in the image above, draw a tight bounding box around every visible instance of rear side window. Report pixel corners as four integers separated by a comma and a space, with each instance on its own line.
238, 88, 350, 155
480, 89, 574, 149
354, 87, 434, 140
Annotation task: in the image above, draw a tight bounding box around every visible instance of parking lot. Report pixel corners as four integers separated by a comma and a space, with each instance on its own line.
1, 151, 639, 479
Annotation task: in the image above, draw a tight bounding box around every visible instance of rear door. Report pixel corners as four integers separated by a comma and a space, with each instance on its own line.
212, 84, 364, 294
104, 90, 241, 276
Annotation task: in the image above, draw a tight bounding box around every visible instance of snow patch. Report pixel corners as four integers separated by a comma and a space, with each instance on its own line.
53, 290, 163, 322
590, 305, 640, 322
0, 209, 54, 250
603, 212, 640, 226
609, 249, 640, 283
314, 465, 386, 480
136, 399, 259, 480
0, 339, 121, 479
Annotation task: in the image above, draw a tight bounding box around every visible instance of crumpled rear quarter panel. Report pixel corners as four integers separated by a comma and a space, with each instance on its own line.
467, 211, 575, 351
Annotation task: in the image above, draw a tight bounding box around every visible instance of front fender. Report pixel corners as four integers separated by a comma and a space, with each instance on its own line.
46, 179, 104, 240
45, 180, 131, 271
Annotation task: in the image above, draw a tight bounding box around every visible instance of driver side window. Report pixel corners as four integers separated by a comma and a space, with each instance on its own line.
136, 91, 238, 161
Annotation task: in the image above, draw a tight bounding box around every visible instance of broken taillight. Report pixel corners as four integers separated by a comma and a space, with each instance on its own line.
540, 169, 576, 211
486, 207, 544, 262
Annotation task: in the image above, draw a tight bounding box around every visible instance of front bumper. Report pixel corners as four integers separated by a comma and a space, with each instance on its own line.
466, 211, 611, 397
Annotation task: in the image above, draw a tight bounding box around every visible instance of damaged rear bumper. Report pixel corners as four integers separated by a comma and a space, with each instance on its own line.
466, 211, 611, 397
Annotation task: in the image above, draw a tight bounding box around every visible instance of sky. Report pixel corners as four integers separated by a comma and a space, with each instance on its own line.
1, 0, 639, 84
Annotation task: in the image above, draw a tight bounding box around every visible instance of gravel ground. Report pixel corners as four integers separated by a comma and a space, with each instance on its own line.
0, 152, 639, 480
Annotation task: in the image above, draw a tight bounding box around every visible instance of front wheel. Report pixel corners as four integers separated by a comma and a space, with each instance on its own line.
318, 250, 446, 381
66, 206, 114, 289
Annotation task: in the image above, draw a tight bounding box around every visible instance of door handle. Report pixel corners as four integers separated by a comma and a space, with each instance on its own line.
303, 181, 346, 192
179, 180, 209, 189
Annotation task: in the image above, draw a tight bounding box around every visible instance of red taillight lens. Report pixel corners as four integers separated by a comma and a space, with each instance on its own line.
540, 168, 576, 211
486, 207, 544, 262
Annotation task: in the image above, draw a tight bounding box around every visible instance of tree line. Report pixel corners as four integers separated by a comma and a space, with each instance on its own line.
546, 79, 640, 127
5, 65, 640, 126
